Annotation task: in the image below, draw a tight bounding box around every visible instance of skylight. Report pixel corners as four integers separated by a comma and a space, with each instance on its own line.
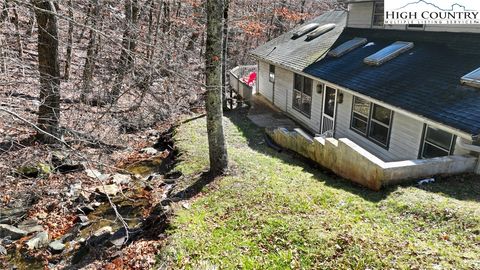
305, 23, 336, 41
291, 23, 320, 39
328, 38, 368, 58
461, 68, 480, 89
364, 41, 414, 66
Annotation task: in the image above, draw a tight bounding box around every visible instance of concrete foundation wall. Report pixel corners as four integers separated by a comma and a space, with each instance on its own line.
267, 128, 478, 190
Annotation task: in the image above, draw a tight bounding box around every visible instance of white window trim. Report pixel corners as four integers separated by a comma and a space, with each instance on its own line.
420, 125, 456, 159
350, 97, 394, 149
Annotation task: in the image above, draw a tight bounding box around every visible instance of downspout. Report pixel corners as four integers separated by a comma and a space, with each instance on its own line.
456, 137, 480, 174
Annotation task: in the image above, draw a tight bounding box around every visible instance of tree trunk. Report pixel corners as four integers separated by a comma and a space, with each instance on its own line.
33, 0, 61, 144
205, 0, 228, 174
81, 0, 101, 102
13, 4, 24, 76
221, 0, 229, 110
0, 0, 7, 23
110, 0, 139, 103
64, 0, 74, 80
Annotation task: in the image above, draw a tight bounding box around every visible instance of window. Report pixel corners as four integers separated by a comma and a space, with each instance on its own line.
351, 97, 370, 135
293, 74, 313, 117
328, 38, 368, 58
461, 67, 480, 89
269, 65, 275, 83
350, 97, 393, 148
420, 126, 455, 159
372, 2, 384, 27
364, 41, 414, 66
369, 105, 392, 146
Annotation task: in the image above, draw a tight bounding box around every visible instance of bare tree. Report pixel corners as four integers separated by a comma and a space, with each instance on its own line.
81, 0, 101, 102
33, 0, 61, 143
205, 0, 228, 174
109, 0, 139, 103
63, 0, 74, 80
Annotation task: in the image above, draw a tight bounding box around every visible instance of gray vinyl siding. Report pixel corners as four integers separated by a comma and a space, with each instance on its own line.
258, 61, 274, 102
347, 2, 373, 29
259, 65, 323, 133
335, 92, 424, 162
273, 66, 288, 111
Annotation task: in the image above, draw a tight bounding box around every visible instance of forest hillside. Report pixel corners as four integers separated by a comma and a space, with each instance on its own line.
0, 0, 338, 268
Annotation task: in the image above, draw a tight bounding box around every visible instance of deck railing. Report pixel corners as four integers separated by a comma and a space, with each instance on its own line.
229, 65, 257, 102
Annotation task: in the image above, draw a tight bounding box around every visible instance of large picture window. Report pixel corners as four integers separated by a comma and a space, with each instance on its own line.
293, 74, 313, 117
420, 126, 455, 159
350, 96, 393, 148
372, 1, 384, 27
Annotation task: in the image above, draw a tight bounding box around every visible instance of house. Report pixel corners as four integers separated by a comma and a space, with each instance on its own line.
247, 0, 480, 189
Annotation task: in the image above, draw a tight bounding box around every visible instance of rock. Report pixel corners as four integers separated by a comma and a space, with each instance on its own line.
0, 207, 27, 225
77, 215, 89, 223
86, 226, 113, 247
52, 152, 85, 173
48, 240, 65, 254
0, 245, 6, 255
171, 197, 182, 203
57, 163, 85, 173
18, 224, 44, 234
85, 169, 110, 181
141, 147, 158, 155
26, 231, 49, 250
77, 205, 95, 215
16, 166, 40, 178
37, 163, 52, 175
79, 221, 92, 229
95, 184, 120, 197
66, 183, 82, 197
91, 201, 101, 208
109, 228, 128, 247
0, 224, 27, 240
94, 226, 112, 237
165, 171, 183, 179
60, 233, 75, 243
164, 178, 176, 185
77, 215, 91, 229
112, 174, 131, 185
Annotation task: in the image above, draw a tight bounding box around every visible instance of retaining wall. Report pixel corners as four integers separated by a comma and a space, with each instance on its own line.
267, 128, 478, 190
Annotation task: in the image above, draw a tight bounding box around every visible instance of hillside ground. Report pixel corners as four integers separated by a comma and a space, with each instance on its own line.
159, 109, 480, 269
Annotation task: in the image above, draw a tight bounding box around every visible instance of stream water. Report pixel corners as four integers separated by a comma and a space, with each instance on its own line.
2, 129, 178, 269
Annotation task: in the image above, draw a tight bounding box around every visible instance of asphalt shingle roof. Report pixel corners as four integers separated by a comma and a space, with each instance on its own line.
251, 11, 347, 71
303, 28, 480, 137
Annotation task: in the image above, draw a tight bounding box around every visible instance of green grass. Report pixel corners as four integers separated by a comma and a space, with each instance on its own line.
161, 112, 480, 269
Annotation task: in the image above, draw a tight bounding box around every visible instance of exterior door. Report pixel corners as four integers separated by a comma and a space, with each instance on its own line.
321, 86, 337, 136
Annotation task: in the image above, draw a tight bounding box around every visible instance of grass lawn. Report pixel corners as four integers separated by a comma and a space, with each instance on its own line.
160, 111, 480, 269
